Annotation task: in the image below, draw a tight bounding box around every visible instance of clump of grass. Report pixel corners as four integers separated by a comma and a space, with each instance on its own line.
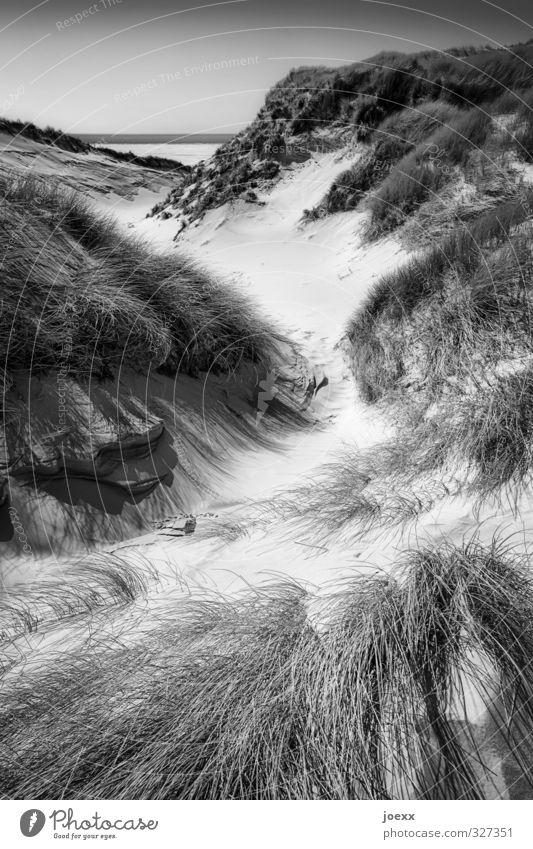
305, 137, 413, 219
376, 101, 462, 146
324, 154, 379, 214
367, 151, 446, 235
2, 174, 128, 252
366, 109, 493, 236
429, 109, 492, 166
485, 87, 532, 116
0, 540, 532, 799
0, 174, 284, 382
265, 458, 450, 543
0, 553, 154, 646
353, 192, 533, 332
427, 366, 533, 495
303, 152, 387, 219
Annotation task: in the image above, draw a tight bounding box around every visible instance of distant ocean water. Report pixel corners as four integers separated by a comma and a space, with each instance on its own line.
79, 134, 232, 167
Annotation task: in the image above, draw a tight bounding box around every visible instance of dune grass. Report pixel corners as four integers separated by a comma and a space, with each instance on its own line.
263, 458, 450, 544
304, 138, 411, 219
0, 174, 283, 381
307, 107, 495, 230
0, 118, 90, 153
97, 146, 188, 173
303, 102, 464, 220
417, 367, 533, 496
303, 152, 382, 219
366, 109, 493, 236
428, 109, 492, 166
346, 187, 533, 497
0, 539, 531, 799
367, 153, 445, 234
311, 362, 533, 519
352, 192, 533, 330
376, 101, 462, 146
0, 554, 154, 649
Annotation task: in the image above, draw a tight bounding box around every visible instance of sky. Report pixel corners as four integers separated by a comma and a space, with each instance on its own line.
0, 0, 532, 135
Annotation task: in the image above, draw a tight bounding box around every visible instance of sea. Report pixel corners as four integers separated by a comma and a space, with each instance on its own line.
79, 133, 232, 167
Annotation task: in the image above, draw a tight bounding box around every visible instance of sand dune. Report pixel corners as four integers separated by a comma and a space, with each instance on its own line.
2, 136, 533, 800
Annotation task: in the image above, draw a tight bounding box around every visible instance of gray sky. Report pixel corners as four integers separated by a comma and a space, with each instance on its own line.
1, 0, 532, 134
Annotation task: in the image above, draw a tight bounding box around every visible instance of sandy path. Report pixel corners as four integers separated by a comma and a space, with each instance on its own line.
103, 152, 411, 591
